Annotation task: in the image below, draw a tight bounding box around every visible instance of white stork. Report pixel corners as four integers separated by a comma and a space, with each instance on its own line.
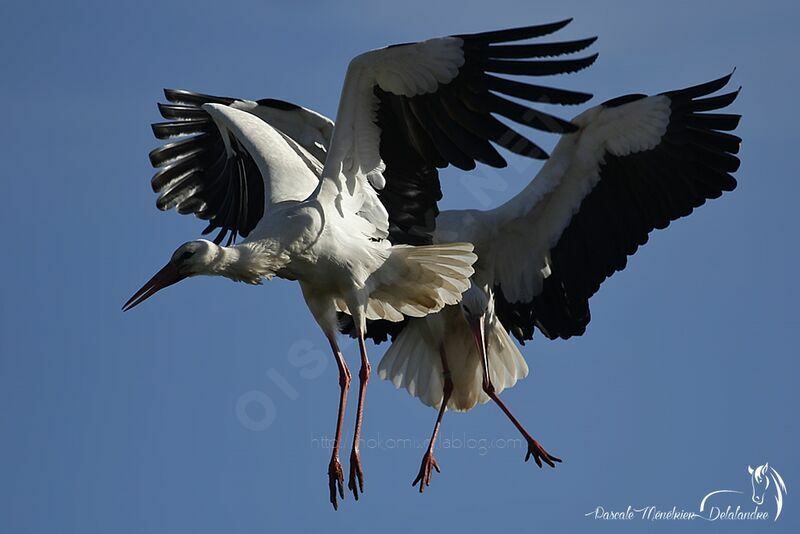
371, 72, 742, 491
123, 20, 599, 508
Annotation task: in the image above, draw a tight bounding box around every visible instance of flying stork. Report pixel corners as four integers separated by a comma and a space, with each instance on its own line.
123, 20, 599, 508
368, 72, 742, 491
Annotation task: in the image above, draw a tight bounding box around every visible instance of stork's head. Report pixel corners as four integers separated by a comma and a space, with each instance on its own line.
169, 240, 219, 274
459, 282, 490, 327
459, 282, 491, 354
122, 239, 220, 311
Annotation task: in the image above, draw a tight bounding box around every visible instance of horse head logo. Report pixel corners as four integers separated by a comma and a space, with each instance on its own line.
748, 463, 787, 519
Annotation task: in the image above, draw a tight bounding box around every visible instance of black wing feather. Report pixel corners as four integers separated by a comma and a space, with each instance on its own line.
496, 74, 741, 343
147, 90, 267, 244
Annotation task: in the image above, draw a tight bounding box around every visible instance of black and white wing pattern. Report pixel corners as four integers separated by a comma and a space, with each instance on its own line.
321, 20, 595, 241
465, 73, 741, 343
329, 20, 597, 341
149, 90, 333, 245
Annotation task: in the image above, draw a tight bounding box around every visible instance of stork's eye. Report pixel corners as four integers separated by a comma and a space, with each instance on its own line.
179, 251, 195, 261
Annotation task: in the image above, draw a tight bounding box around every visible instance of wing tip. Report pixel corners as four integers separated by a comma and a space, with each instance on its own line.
457, 18, 575, 43
665, 69, 738, 100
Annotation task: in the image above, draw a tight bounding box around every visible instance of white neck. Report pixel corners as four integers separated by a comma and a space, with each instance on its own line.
203, 240, 288, 284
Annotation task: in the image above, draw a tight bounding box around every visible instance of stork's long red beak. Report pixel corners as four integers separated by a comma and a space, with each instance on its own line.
122, 263, 188, 311
468, 319, 487, 361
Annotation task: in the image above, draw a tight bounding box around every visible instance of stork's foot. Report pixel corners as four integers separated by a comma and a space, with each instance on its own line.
328, 456, 345, 510
412, 450, 440, 493
525, 438, 562, 468
348, 449, 364, 501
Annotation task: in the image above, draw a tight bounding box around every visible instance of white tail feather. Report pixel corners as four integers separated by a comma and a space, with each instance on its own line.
378, 313, 528, 412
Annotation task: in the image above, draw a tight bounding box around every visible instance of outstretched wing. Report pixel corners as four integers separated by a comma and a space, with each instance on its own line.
149, 90, 333, 245
320, 19, 596, 245
464, 73, 741, 342
332, 20, 596, 342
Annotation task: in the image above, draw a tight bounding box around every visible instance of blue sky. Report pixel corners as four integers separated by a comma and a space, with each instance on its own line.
1, 0, 798, 532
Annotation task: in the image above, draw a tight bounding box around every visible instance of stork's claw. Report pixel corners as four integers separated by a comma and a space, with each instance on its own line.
348, 449, 364, 500
412, 451, 440, 493
524, 438, 561, 468
328, 457, 345, 510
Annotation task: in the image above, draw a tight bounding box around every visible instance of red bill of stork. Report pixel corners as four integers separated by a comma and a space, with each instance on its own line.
123, 20, 599, 508
352, 73, 742, 491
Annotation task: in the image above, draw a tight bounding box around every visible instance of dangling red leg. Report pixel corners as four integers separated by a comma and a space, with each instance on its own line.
474, 320, 561, 468
347, 331, 370, 500
482, 380, 561, 467
326, 334, 351, 510
412, 347, 453, 493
